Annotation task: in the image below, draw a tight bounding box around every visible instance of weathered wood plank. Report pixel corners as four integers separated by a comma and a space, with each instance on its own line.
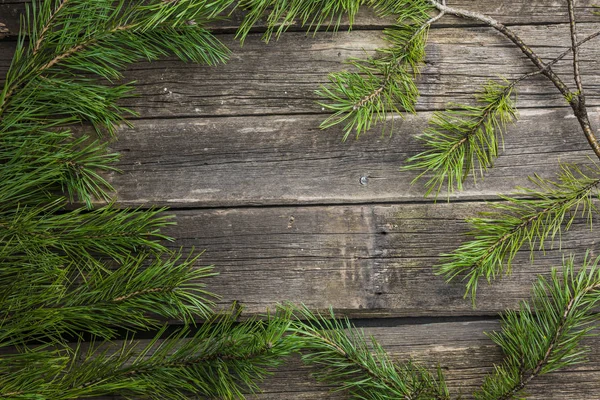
164, 202, 598, 317
103, 108, 598, 207
1, 0, 599, 38
1, 23, 599, 118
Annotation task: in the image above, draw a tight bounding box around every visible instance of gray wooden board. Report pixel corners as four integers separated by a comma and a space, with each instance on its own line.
164, 202, 599, 317
102, 108, 598, 207
2, 23, 599, 119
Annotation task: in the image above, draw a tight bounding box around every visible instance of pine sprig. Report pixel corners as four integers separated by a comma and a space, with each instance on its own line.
0, 251, 216, 345
0, 130, 119, 207
317, 0, 435, 139
403, 80, 517, 196
0, 312, 297, 399
1, 201, 175, 264
235, 0, 365, 44
436, 163, 600, 300
1, 0, 231, 136
286, 305, 450, 400
475, 254, 600, 399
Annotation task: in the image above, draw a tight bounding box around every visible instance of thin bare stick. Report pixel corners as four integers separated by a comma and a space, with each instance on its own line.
510, 29, 600, 87
567, 0, 585, 96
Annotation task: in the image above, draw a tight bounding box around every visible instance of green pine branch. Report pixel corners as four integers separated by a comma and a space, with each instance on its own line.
236, 0, 365, 43
286, 305, 450, 400
0, 0, 231, 135
436, 163, 600, 300
403, 80, 517, 196
1, 201, 175, 263
0, 251, 216, 345
475, 254, 600, 399
316, 0, 436, 139
0, 130, 120, 207
0, 312, 297, 399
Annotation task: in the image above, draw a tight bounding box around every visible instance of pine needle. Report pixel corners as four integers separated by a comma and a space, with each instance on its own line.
285, 304, 450, 399
316, 0, 435, 139
436, 162, 600, 300
403, 80, 517, 197
476, 254, 600, 399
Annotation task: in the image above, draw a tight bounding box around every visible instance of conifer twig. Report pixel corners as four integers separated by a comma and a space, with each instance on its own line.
403, 80, 517, 195
436, 163, 600, 300
285, 305, 451, 400
475, 255, 600, 399
353, 2, 446, 111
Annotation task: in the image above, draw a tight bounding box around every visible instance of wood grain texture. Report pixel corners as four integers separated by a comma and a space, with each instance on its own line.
103, 108, 599, 207
2, 1, 600, 398
164, 202, 599, 317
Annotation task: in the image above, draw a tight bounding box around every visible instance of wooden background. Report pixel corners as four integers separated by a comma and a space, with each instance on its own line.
2, 1, 600, 398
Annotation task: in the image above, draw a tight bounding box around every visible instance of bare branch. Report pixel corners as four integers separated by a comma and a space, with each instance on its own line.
567, 0, 585, 95
511, 29, 600, 87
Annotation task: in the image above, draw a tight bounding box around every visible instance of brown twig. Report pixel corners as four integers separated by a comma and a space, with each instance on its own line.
31, 0, 69, 54
567, 0, 585, 96
508, 29, 600, 88
427, 0, 600, 161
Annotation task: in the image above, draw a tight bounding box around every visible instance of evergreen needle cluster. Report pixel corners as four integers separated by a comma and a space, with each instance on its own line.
475, 254, 600, 399
403, 81, 517, 196
0, 0, 297, 398
316, 0, 434, 139
287, 306, 450, 400
437, 163, 600, 300
0, 311, 298, 399
236, 0, 364, 43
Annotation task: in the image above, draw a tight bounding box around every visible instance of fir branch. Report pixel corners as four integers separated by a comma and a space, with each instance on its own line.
0, 252, 216, 344
0, 130, 120, 207
403, 81, 517, 196
236, 0, 364, 43
316, 0, 435, 139
286, 305, 450, 400
475, 254, 600, 399
402, 27, 600, 196
0, 314, 297, 400
436, 163, 600, 300
0, 0, 231, 135
1, 202, 175, 264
